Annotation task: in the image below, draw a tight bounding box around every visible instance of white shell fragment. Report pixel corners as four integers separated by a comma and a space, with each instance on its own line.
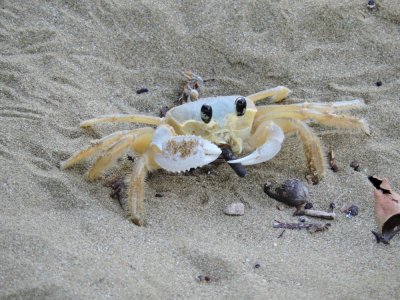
224, 202, 245, 216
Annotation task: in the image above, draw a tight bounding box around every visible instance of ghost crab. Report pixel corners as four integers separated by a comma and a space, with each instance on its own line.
61, 86, 369, 225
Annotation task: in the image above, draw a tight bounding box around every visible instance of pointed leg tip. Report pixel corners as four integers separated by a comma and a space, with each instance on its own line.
131, 216, 144, 226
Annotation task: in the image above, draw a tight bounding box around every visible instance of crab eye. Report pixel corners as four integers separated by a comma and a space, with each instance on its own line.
235, 97, 246, 116
200, 104, 212, 124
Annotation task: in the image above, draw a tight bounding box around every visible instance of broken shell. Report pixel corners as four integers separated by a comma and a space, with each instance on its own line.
369, 176, 400, 244
264, 179, 309, 207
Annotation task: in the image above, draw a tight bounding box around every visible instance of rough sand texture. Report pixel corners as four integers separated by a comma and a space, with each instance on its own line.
1, 1, 400, 299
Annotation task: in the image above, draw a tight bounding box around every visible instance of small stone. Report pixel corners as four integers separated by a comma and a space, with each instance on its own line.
350, 161, 360, 171
136, 87, 149, 94
367, 0, 376, 9
298, 216, 309, 223
340, 203, 359, 217
224, 202, 245, 216
304, 202, 313, 210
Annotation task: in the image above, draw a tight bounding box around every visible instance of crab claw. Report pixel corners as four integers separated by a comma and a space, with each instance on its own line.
228, 122, 284, 166
151, 125, 221, 172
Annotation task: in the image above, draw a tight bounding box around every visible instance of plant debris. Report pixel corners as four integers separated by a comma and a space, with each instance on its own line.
369, 176, 400, 244
273, 220, 331, 233
104, 176, 126, 209
294, 207, 336, 220
180, 70, 203, 102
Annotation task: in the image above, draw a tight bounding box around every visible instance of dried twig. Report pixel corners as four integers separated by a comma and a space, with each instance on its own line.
294, 208, 336, 220
273, 220, 331, 233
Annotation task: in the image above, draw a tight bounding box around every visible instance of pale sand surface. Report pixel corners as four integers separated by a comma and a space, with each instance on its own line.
1, 1, 400, 299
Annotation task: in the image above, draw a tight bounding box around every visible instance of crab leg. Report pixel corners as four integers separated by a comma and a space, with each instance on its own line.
61, 130, 132, 169
254, 109, 369, 135
274, 118, 325, 183
87, 136, 136, 180
228, 121, 284, 166
128, 157, 147, 226
80, 114, 162, 128
247, 86, 291, 103
256, 99, 365, 114
60, 128, 153, 170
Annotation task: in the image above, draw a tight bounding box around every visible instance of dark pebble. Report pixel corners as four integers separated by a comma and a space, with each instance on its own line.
346, 205, 359, 216
304, 202, 313, 209
350, 161, 360, 171
367, 0, 376, 9
136, 88, 149, 94
264, 179, 309, 207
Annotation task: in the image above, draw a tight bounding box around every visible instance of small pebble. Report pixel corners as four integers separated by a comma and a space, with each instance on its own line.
224, 202, 245, 216
304, 202, 313, 210
350, 161, 360, 171
298, 216, 309, 223
340, 203, 359, 217
367, 0, 376, 9
136, 87, 149, 94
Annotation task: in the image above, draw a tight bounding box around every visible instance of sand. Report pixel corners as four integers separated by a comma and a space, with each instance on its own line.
1, 1, 400, 299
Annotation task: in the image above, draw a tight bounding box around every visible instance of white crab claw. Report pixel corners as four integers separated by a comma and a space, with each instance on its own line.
228, 123, 285, 166
151, 125, 221, 172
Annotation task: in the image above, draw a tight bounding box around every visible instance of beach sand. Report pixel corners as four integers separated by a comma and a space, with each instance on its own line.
1, 1, 400, 299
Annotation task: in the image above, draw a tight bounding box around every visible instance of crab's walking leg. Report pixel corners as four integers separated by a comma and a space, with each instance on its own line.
256, 99, 365, 114
247, 86, 291, 103
228, 121, 285, 166
274, 118, 325, 183
61, 130, 132, 169
254, 109, 369, 135
128, 157, 147, 226
80, 114, 162, 128
60, 128, 153, 170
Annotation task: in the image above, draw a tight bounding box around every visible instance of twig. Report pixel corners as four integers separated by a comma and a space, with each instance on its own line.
294, 208, 336, 220
273, 220, 331, 233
